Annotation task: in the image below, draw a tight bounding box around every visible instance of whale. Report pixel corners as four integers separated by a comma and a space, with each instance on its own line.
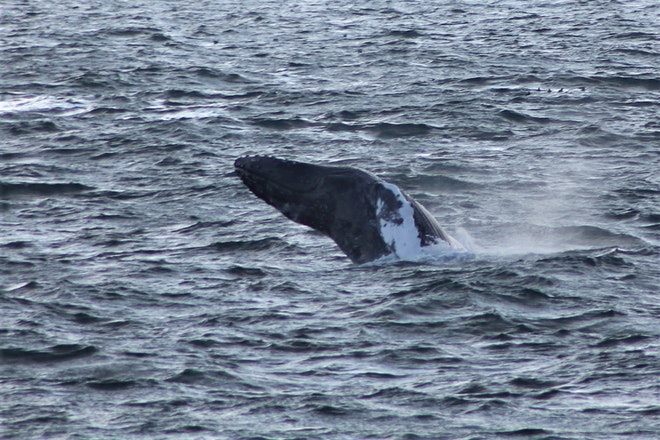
234, 155, 466, 264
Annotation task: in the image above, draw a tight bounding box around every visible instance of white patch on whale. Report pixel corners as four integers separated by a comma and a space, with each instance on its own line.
377, 181, 421, 261
376, 181, 471, 263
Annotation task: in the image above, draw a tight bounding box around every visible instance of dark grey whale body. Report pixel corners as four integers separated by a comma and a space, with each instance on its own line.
234, 155, 464, 264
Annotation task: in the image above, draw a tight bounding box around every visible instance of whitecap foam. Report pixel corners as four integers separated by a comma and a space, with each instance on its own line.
0, 94, 92, 116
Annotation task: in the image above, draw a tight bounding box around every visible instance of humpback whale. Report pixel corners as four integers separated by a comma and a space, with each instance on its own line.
234, 155, 466, 264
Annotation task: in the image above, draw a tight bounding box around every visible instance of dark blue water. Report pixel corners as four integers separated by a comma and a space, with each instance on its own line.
1, 1, 659, 438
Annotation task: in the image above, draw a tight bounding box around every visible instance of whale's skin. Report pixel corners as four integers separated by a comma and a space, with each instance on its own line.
234, 155, 459, 264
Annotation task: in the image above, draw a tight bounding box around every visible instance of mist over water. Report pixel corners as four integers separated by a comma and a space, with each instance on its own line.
1, 1, 659, 439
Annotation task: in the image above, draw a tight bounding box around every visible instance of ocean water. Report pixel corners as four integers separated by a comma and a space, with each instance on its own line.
1, 1, 659, 438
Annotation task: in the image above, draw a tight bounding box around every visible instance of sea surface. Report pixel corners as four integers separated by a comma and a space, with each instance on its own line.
1, 1, 659, 438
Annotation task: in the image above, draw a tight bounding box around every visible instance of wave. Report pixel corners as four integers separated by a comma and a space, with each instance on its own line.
481, 223, 646, 256
328, 121, 436, 138
1, 344, 97, 364
367, 122, 435, 138
0, 94, 92, 116
249, 117, 314, 130
390, 173, 481, 192
0, 181, 93, 198
208, 237, 291, 253
190, 67, 254, 83
3, 120, 60, 135
536, 247, 634, 269
498, 109, 552, 124
248, 117, 437, 138
592, 75, 660, 91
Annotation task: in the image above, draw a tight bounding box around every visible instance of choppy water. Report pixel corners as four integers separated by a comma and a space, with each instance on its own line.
1, 1, 659, 438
